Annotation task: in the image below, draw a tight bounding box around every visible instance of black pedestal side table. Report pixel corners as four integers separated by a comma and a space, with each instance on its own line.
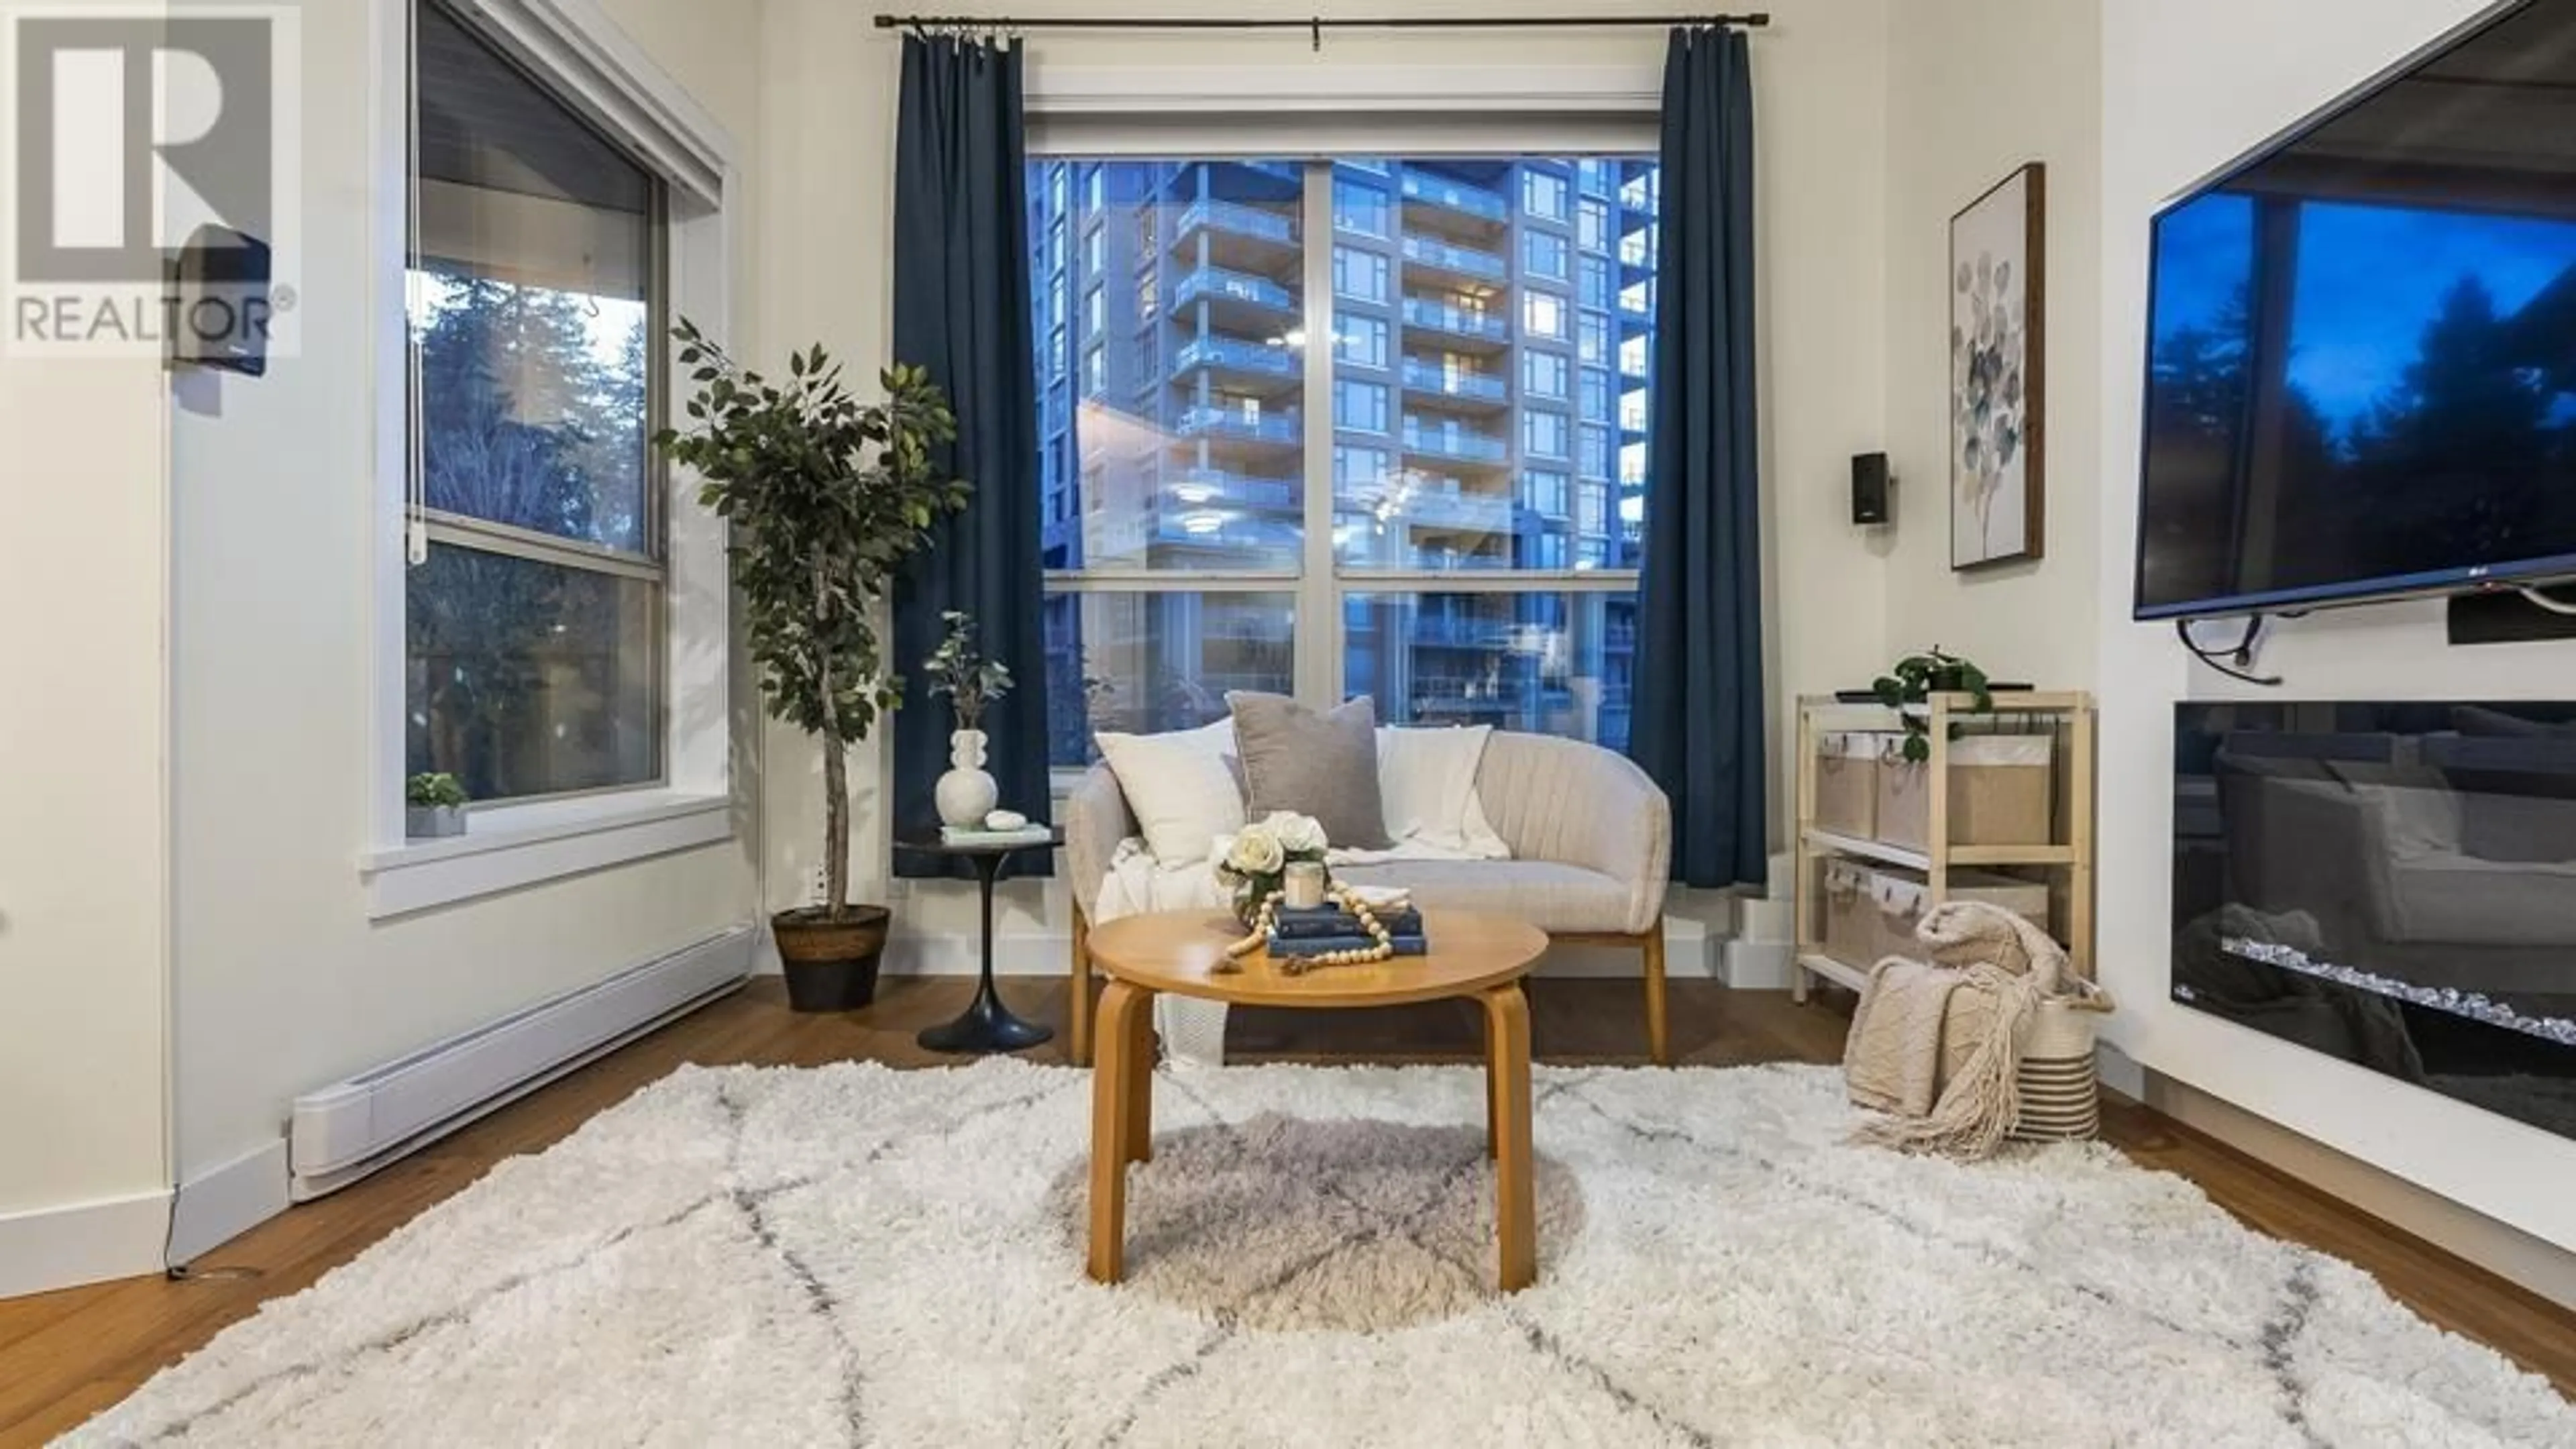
893, 827, 1064, 1054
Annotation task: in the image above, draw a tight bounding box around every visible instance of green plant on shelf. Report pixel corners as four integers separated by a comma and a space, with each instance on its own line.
1870, 647, 1993, 763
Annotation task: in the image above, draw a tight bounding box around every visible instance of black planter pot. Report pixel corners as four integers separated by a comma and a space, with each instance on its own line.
773, 905, 891, 1012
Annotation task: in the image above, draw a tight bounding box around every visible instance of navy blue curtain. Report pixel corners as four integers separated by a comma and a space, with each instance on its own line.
1631, 26, 1766, 889
891, 34, 1050, 876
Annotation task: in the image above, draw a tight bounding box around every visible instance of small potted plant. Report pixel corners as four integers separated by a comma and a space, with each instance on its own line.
1871, 647, 1993, 762
657, 320, 969, 1012
406, 772, 469, 838
924, 609, 1014, 828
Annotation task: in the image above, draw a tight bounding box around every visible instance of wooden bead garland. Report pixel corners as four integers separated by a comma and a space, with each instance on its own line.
1216, 882, 1401, 974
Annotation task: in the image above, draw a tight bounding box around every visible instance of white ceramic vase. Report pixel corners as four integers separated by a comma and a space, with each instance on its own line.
935, 728, 1000, 828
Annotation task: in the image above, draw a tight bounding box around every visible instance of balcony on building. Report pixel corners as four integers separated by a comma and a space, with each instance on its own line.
1147, 509, 1301, 555
1399, 295, 1511, 350
1398, 480, 1515, 533
1081, 498, 1299, 570
1409, 612, 1514, 649
1171, 197, 1301, 269
1398, 232, 1508, 286
1397, 166, 1511, 232
1218, 158, 1303, 185
1400, 418, 1509, 466
1172, 332, 1301, 394
1618, 171, 1658, 219
1397, 356, 1509, 410
1177, 402, 1303, 451
1617, 221, 1658, 276
1172, 263, 1300, 329
1166, 465, 1299, 516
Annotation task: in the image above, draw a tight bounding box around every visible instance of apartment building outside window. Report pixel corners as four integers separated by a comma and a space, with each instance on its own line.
1335, 178, 1392, 237
1525, 351, 1569, 400
1338, 315, 1391, 368
1028, 156, 1658, 764
1334, 246, 1389, 302
1525, 231, 1568, 280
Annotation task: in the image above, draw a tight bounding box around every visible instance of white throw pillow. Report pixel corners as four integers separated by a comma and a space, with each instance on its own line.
1376, 724, 1511, 857
1095, 719, 1244, 865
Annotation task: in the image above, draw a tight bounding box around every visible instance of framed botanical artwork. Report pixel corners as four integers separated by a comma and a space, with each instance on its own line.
1949, 162, 2045, 570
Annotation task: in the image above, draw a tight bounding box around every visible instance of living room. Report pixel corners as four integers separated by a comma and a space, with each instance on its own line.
3, 0, 2575, 1442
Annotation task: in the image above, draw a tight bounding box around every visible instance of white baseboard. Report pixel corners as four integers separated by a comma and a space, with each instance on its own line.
291, 926, 755, 1201
0, 1188, 170, 1299
169, 1138, 291, 1266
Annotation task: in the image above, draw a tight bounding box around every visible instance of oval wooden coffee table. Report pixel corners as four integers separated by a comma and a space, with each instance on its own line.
1081, 908, 1550, 1291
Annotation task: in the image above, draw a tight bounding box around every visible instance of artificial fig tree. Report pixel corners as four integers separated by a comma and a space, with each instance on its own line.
655, 318, 967, 922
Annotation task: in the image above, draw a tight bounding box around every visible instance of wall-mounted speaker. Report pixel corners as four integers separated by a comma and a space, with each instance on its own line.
1851, 451, 1890, 525
170, 223, 272, 376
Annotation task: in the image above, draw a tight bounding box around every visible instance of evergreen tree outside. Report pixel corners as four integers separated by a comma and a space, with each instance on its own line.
405, 267, 659, 802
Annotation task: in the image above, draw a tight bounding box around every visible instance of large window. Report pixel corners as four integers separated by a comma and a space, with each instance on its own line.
1033, 156, 1656, 765
1524, 351, 1569, 400
1337, 315, 1390, 369
1334, 245, 1388, 303
406, 0, 665, 804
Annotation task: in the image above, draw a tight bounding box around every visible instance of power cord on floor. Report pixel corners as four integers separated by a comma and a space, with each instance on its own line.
2176, 614, 2284, 688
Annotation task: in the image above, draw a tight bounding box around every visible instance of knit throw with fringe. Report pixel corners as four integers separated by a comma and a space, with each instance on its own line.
1843, 901, 2068, 1161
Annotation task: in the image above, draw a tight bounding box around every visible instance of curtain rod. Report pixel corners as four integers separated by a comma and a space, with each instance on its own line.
873, 13, 1770, 36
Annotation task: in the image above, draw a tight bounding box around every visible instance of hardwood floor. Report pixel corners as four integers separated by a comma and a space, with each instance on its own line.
3, 975, 2569, 1444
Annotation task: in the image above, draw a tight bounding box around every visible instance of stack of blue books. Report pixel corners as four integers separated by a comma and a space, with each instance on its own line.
1269, 903, 1428, 958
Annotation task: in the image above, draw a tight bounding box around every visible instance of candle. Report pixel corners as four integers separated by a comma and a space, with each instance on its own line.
1283, 861, 1326, 910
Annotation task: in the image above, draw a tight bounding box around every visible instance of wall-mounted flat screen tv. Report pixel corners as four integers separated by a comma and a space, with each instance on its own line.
2135, 0, 2576, 620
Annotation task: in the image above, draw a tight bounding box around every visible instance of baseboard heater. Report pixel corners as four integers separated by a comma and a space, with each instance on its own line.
287, 925, 754, 1201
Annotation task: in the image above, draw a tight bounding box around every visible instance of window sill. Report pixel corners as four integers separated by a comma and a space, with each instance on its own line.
360, 790, 735, 919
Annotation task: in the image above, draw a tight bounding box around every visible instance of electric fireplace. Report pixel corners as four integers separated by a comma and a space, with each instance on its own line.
2174, 702, 2576, 1140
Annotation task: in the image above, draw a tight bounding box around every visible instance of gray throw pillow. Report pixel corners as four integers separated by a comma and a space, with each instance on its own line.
1225, 692, 1392, 850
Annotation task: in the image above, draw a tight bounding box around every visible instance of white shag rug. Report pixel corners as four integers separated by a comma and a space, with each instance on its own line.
72, 1061, 2576, 1448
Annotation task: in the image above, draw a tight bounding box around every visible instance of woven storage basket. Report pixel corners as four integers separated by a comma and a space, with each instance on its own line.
2010, 981, 2115, 1142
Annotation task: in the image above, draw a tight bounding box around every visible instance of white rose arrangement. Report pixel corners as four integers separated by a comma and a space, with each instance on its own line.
1213, 810, 1329, 926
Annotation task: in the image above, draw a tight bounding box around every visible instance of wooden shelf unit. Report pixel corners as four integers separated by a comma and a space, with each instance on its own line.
1791, 690, 2096, 1004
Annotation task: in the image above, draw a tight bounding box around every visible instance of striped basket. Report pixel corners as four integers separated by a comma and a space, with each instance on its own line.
2010, 981, 2116, 1143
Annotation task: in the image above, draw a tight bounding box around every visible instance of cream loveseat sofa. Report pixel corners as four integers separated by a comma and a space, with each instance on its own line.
1064, 730, 1674, 1065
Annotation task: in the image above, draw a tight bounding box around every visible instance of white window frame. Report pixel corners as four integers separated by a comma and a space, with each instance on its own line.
361, 0, 742, 917
1026, 70, 1660, 787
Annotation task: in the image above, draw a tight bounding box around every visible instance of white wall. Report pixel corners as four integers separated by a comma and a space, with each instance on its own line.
1880, 0, 2100, 688
159, 0, 763, 1251
2094, 0, 2576, 1253
754, 0, 1896, 965
0, 354, 172, 1285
